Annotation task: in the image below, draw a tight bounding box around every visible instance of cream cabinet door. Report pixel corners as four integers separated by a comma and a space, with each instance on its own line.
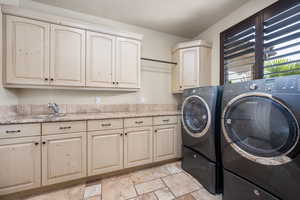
42, 132, 86, 185
88, 130, 123, 176
180, 47, 199, 89
50, 24, 86, 87
154, 125, 177, 162
124, 127, 153, 168
5, 15, 50, 85
0, 137, 41, 195
116, 38, 141, 89
86, 31, 115, 88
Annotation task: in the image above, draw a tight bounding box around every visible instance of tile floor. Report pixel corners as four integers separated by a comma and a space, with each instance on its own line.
23, 162, 221, 200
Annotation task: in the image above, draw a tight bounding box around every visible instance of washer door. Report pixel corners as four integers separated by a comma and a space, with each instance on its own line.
182, 95, 211, 138
222, 93, 299, 165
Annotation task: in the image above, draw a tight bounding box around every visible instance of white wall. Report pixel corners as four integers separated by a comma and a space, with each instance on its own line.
0, 0, 188, 105
195, 0, 278, 85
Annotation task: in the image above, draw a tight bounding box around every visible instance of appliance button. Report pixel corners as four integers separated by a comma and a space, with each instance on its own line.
226, 119, 232, 124
253, 189, 260, 196
249, 84, 258, 90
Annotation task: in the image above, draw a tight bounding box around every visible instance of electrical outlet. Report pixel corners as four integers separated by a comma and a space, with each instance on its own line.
95, 97, 101, 104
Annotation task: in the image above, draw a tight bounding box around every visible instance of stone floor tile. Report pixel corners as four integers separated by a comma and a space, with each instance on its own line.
25, 184, 85, 200
84, 184, 102, 199
176, 194, 196, 200
154, 187, 175, 200
132, 192, 158, 200
101, 174, 137, 200
135, 179, 165, 195
162, 173, 200, 197
191, 190, 221, 200
163, 162, 182, 174
130, 166, 171, 184
86, 195, 102, 200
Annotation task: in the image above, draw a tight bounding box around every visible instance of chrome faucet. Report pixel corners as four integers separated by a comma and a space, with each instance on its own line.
48, 103, 60, 114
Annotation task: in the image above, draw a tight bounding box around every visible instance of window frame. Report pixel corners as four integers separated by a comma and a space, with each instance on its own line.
220, 0, 300, 85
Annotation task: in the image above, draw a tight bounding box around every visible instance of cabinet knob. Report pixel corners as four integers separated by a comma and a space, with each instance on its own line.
154, 130, 157, 133
125, 133, 128, 136
120, 133, 123, 136
50, 78, 54, 81
45, 78, 48, 81
42, 141, 46, 145
34, 142, 39, 146
113, 82, 115, 84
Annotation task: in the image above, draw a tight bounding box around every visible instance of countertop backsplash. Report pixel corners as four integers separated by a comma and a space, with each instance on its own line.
0, 104, 179, 117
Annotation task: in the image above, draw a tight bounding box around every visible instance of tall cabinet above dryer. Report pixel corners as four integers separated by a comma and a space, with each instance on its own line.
172, 40, 212, 93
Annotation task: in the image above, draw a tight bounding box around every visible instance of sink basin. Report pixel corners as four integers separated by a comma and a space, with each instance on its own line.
31, 113, 66, 120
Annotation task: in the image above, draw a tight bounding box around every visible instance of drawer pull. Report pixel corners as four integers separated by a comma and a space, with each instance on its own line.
135, 121, 143, 124
162, 119, 170, 122
59, 126, 71, 130
6, 130, 21, 134
101, 123, 111, 127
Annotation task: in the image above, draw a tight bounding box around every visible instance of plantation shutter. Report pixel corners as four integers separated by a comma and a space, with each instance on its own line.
222, 18, 256, 84
263, 2, 300, 78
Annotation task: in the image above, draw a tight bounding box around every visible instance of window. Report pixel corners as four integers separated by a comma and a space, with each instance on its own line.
220, 0, 300, 84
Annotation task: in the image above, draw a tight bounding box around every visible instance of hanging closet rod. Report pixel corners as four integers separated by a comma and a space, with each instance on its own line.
141, 57, 177, 65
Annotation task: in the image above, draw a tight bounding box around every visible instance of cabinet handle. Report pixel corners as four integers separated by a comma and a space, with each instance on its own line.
180, 86, 182, 89
34, 142, 39, 146
59, 126, 71, 130
163, 119, 170, 122
42, 141, 46, 145
101, 123, 111, 127
135, 121, 143, 124
6, 130, 21, 134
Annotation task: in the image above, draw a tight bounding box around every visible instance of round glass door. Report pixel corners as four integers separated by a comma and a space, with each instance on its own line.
182, 95, 211, 138
222, 93, 299, 164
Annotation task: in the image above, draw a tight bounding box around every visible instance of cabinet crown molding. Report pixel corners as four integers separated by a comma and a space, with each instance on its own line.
172, 40, 211, 53
1, 5, 143, 41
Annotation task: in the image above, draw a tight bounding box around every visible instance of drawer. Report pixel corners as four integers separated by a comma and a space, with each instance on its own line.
153, 116, 178, 125
0, 124, 41, 139
42, 121, 86, 135
88, 119, 123, 131
124, 117, 152, 128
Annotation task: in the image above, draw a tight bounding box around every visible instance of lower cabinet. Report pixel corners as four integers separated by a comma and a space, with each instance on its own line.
154, 125, 177, 162
124, 126, 153, 168
88, 129, 124, 176
41, 132, 86, 186
0, 137, 41, 195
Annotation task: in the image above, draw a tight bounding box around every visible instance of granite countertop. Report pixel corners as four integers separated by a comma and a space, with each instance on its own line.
0, 111, 181, 125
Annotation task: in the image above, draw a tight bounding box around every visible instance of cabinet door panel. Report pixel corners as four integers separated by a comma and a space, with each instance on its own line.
0, 137, 41, 195
116, 38, 141, 89
86, 32, 115, 88
50, 25, 85, 86
124, 127, 152, 168
6, 15, 49, 85
42, 132, 86, 185
88, 130, 123, 176
180, 47, 199, 89
154, 125, 177, 162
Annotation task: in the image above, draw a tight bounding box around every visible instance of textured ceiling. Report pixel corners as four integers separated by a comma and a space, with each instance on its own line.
32, 0, 249, 38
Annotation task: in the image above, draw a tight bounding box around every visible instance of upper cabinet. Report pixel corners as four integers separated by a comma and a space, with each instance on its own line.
86, 31, 115, 88
50, 25, 86, 87
3, 8, 142, 91
5, 16, 50, 85
172, 40, 212, 93
116, 38, 141, 89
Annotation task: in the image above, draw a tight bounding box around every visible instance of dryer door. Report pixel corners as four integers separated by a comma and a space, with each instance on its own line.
222, 93, 299, 165
182, 95, 211, 138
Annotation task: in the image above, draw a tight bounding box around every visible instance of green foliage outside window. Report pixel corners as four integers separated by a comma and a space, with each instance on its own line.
264, 58, 300, 78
